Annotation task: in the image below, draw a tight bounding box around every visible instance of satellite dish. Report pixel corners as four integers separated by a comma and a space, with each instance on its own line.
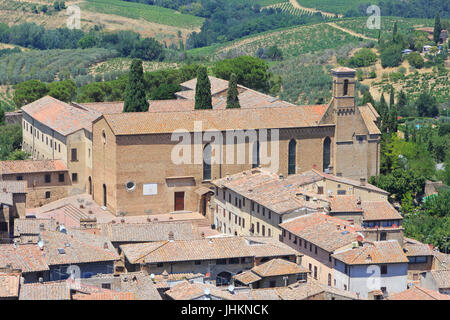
204, 288, 210, 296
59, 225, 67, 234
228, 285, 235, 293
37, 240, 44, 249
150, 273, 155, 279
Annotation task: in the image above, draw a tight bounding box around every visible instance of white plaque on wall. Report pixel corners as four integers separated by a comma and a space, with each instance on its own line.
143, 183, 158, 195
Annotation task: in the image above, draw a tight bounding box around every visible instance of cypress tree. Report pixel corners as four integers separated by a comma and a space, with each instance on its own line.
123, 59, 149, 113
379, 94, 389, 133
389, 104, 398, 133
404, 124, 409, 142
362, 90, 375, 106
226, 73, 240, 109
393, 22, 398, 43
389, 86, 395, 107
195, 66, 212, 109
397, 90, 407, 110
434, 13, 442, 44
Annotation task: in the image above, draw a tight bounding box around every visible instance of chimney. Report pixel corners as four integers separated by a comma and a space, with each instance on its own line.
147, 217, 151, 222
168, 231, 174, 241
39, 223, 45, 231
103, 242, 108, 249
360, 178, 366, 186
279, 174, 284, 179
201, 232, 205, 239
2, 187, 6, 193
162, 270, 169, 279
120, 219, 125, 224
336, 224, 341, 230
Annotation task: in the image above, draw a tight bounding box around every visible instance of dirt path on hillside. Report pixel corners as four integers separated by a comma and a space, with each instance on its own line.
326, 22, 377, 41
289, 0, 342, 18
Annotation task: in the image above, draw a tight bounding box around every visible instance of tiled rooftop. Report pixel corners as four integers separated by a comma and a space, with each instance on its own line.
19, 281, 71, 300
165, 280, 249, 300
120, 236, 297, 264
0, 244, 49, 273
329, 195, 363, 213
39, 228, 119, 266
280, 212, 362, 252
403, 238, 433, 257
0, 273, 20, 298
361, 200, 403, 221
100, 221, 202, 243
0, 180, 27, 194
387, 286, 450, 300
0, 160, 67, 175
333, 240, 409, 265
427, 269, 450, 289
21, 96, 101, 135
251, 258, 309, 277
14, 218, 58, 237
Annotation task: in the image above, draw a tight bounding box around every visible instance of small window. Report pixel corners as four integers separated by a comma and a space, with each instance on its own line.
229, 258, 239, 264
16, 175, 23, 181
194, 260, 201, 265
381, 265, 387, 275
101, 283, 111, 289
45, 174, 51, 183
0, 222, 8, 231
59, 174, 65, 182
125, 181, 136, 192
71, 148, 78, 162
216, 259, 227, 265
45, 191, 51, 199
72, 173, 78, 183
157, 263, 163, 268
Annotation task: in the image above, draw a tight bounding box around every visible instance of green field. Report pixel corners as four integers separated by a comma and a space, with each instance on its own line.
82, 0, 205, 29
188, 22, 365, 60
296, 0, 375, 14
0, 48, 118, 85
335, 16, 435, 39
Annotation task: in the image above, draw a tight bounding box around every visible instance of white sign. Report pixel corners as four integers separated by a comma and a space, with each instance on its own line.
143, 183, 158, 196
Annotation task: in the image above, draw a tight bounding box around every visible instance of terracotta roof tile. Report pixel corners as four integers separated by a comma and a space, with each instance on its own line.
21, 96, 100, 135
0, 160, 67, 175
251, 258, 309, 277
19, 281, 71, 300
333, 240, 409, 265
0, 244, 49, 273
121, 236, 296, 264
280, 212, 362, 252
329, 195, 363, 213
0, 181, 27, 194
387, 286, 450, 300
100, 221, 202, 242
427, 270, 450, 289
165, 280, 249, 300
0, 273, 20, 298
14, 218, 58, 237
361, 201, 403, 221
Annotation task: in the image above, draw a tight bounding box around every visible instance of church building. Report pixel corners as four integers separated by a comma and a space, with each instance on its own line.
91, 67, 381, 217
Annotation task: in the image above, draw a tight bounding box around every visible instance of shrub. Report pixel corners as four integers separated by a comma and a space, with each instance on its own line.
407, 52, 424, 69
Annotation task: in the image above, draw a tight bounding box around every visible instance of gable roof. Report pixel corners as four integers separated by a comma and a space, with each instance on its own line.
101, 104, 329, 136
280, 212, 362, 252
387, 286, 450, 300
0, 181, 27, 194
251, 258, 309, 277
21, 96, 100, 135
333, 240, 409, 265
426, 270, 450, 289
0, 160, 67, 175
361, 200, 403, 221
120, 236, 297, 264
100, 221, 201, 243
165, 280, 249, 300
402, 238, 433, 257
329, 195, 363, 213
39, 229, 119, 266
0, 244, 49, 273
19, 281, 71, 300
14, 218, 58, 237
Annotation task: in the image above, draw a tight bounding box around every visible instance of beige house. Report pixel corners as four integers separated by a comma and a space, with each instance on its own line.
279, 212, 363, 287
21, 96, 100, 196
211, 168, 388, 239
91, 68, 381, 217
0, 181, 27, 242
0, 160, 71, 208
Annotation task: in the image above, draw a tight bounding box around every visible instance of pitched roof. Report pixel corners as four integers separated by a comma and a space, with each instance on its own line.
120, 236, 296, 264
359, 104, 381, 135
100, 221, 201, 243
403, 238, 433, 257
280, 212, 362, 252
311, 169, 389, 195
387, 286, 450, 300
427, 270, 450, 289
164, 280, 248, 300
72, 291, 136, 300
19, 281, 71, 300
329, 195, 363, 213
39, 229, 119, 266
233, 270, 262, 285
0, 273, 20, 298
333, 240, 409, 265
0, 160, 68, 175
212, 168, 328, 214
0, 180, 27, 194
251, 258, 309, 277
0, 244, 49, 273
14, 218, 58, 237
21, 96, 100, 135
361, 201, 403, 221
101, 105, 329, 136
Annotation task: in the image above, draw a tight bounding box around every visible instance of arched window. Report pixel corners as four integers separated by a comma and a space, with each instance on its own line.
343, 79, 349, 96
323, 137, 331, 172
288, 139, 296, 175
103, 184, 107, 207
203, 143, 211, 181
252, 141, 260, 168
